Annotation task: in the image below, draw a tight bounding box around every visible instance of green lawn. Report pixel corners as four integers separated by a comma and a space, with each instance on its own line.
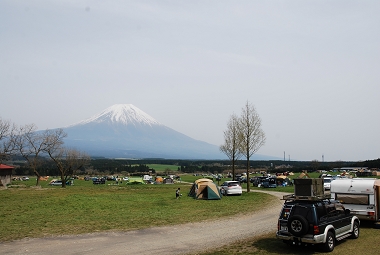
0, 178, 275, 242
4, 171, 376, 250
147, 164, 180, 172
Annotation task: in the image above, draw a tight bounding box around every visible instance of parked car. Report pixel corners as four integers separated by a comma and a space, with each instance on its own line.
220, 181, 242, 196
238, 176, 247, 183
276, 195, 360, 252
49, 179, 72, 186
251, 176, 268, 186
261, 177, 277, 188
122, 176, 129, 181
93, 177, 106, 185
21, 176, 29, 181
323, 177, 333, 190
106, 176, 115, 181
49, 180, 63, 186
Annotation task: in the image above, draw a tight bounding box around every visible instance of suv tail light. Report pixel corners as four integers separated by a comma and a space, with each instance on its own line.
313, 225, 320, 235
368, 211, 375, 216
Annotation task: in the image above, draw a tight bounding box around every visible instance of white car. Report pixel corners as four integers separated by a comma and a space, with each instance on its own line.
220, 181, 242, 196
49, 180, 63, 186
323, 177, 332, 190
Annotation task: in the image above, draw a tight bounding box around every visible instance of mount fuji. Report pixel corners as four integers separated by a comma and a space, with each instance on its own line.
61, 104, 227, 159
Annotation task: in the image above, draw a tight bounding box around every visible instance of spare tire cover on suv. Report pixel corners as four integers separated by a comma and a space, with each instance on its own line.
287, 215, 309, 237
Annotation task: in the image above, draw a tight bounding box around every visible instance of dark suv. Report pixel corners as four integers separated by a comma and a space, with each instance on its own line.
276, 195, 360, 252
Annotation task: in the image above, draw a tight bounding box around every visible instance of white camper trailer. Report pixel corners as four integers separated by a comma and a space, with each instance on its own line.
330, 178, 380, 223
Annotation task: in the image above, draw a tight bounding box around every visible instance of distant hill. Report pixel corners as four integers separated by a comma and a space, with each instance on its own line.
61, 104, 275, 160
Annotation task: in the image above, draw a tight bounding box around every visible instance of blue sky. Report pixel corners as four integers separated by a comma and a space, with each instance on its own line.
1, 0, 379, 161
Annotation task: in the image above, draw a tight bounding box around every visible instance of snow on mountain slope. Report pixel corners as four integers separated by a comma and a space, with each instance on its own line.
70, 104, 162, 127
59, 104, 276, 160
62, 104, 226, 159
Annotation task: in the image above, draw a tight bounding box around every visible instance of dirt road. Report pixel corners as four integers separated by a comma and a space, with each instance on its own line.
0, 190, 286, 255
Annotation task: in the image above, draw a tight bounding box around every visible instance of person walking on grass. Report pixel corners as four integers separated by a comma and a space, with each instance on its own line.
176, 188, 181, 199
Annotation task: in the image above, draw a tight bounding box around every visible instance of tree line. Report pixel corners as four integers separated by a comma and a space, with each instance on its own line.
0, 118, 89, 187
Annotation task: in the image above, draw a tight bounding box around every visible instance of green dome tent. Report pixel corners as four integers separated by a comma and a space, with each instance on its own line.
188, 178, 222, 200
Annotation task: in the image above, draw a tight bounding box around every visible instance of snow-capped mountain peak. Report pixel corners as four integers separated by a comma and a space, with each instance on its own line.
72, 104, 162, 126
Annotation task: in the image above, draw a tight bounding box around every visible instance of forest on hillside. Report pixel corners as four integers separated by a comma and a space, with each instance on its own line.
8, 157, 380, 177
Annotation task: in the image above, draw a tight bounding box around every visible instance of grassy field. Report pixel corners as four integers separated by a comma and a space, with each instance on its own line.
147, 164, 180, 172
0, 178, 275, 242
4, 171, 379, 254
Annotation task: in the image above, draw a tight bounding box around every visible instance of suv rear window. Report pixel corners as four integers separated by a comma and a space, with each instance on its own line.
228, 182, 239, 187
280, 204, 315, 223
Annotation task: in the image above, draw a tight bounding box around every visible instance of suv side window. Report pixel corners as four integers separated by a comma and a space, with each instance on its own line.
324, 202, 344, 219
316, 202, 327, 221
334, 203, 345, 215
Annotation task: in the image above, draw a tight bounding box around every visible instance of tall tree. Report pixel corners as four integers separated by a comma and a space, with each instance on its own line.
220, 113, 242, 181
16, 126, 67, 186
45, 147, 90, 188
239, 101, 266, 192
0, 117, 17, 163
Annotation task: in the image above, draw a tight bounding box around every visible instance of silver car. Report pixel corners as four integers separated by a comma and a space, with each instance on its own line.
323, 177, 332, 190
49, 180, 63, 186
220, 181, 242, 196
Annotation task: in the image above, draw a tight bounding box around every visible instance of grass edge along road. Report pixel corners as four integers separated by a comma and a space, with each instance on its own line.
194, 215, 379, 255
194, 220, 380, 255
0, 181, 275, 242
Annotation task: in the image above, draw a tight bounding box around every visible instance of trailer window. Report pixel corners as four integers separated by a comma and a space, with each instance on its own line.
335, 194, 369, 205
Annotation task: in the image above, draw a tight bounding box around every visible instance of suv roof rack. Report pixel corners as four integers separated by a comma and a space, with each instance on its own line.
282, 193, 331, 201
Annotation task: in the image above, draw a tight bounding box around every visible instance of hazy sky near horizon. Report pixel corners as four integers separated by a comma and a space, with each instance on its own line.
1, 1, 379, 162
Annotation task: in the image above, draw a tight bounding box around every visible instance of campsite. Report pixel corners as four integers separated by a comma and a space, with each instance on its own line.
2, 172, 380, 254
0, 176, 274, 242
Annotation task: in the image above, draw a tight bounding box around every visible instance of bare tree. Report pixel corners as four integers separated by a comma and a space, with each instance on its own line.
45, 147, 90, 188
239, 101, 266, 192
0, 117, 17, 163
16, 126, 67, 186
16, 124, 43, 185
220, 113, 242, 181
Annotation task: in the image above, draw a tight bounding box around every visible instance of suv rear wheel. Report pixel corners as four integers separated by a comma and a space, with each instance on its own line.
322, 231, 335, 252
350, 221, 359, 239
287, 215, 308, 237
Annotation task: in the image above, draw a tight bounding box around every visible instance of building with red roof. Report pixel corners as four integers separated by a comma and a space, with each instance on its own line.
0, 164, 14, 186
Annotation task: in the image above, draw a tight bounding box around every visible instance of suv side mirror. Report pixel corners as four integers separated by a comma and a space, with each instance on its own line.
345, 209, 351, 215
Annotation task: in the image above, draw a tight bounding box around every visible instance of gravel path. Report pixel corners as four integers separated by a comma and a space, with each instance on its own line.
0, 190, 286, 255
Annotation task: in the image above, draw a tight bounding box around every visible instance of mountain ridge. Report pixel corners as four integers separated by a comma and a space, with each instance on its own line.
59, 104, 276, 160
67, 104, 162, 127
62, 104, 227, 159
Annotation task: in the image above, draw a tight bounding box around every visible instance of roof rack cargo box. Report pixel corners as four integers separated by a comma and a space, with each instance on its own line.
294, 178, 324, 197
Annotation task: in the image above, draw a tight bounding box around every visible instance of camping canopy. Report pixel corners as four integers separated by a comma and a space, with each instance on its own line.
188, 178, 222, 200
